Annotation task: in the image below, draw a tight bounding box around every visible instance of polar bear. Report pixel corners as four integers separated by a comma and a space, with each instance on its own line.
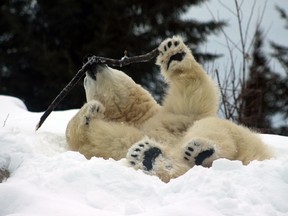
66, 36, 273, 182
66, 36, 219, 160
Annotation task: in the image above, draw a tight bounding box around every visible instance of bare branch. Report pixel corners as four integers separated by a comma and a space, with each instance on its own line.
215, 69, 229, 118
244, 0, 257, 46
234, 0, 246, 84
35, 48, 159, 131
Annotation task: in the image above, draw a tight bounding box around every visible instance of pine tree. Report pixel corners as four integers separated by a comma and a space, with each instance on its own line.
0, 0, 225, 111
241, 28, 288, 135
269, 6, 288, 135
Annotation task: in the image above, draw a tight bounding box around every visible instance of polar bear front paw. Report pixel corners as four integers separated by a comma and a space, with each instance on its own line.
127, 139, 162, 171
183, 138, 218, 167
83, 100, 105, 126
157, 36, 187, 71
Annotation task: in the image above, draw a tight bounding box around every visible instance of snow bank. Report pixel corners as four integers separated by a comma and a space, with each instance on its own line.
0, 95, 288, 216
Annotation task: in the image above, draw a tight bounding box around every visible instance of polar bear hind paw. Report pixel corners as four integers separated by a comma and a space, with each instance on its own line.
127, 140, 162, 171
158, 36, 187, 70
183, 138, 217, 167
83, 100, 105, 126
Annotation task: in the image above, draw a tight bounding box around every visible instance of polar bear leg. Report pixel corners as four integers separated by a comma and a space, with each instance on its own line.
126, 138, 190, 182
66, 100, 144, 160
181, 117, 241, 167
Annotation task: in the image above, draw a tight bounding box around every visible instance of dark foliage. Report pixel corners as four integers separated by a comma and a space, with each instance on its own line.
241, 28, 288, 135
0, 0, 225, 111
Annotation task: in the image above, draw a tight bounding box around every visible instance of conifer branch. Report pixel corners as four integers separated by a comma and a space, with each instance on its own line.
35, 48, 159, 131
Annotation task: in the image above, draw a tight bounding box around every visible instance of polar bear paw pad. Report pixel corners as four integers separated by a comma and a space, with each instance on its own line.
184, 139, 216, 166
158, 37, 186, 70
127, 141, 162, 171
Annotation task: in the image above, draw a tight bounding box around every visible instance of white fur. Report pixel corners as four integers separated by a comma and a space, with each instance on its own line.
66, 36, 273, 182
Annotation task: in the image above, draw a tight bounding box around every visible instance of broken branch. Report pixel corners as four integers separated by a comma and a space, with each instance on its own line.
35, 48, 159, 131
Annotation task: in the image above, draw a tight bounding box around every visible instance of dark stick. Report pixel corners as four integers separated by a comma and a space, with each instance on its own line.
35, 48, 159, 131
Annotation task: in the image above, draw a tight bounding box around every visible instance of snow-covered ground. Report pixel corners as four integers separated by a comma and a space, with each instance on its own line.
0, 95, 288, 216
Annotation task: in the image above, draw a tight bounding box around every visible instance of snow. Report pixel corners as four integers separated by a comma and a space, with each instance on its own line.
0, 95, 288, 216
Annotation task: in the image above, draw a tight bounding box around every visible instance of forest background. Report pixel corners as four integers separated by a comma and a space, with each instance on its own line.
1, 0, 287, 135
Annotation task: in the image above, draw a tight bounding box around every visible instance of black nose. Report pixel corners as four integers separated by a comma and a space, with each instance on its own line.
83, 55, 97, 80
83, 55, 107, 80
84, 54, 103, 80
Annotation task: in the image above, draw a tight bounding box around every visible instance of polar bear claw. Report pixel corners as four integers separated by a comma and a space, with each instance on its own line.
83, 100, 105, 126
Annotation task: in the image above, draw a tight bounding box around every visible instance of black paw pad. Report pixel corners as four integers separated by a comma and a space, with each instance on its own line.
195, 149, 215, 166
167, 52, 186, 70
142, 147, 162, 171
184, 146, 194, 161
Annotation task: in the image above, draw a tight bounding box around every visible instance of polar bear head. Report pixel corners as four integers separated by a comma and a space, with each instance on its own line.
83, 64, 160, 126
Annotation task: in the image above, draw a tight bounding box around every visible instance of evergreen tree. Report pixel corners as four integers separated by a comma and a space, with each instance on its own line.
241, 28, 287, 135
271, 6, 288, 73
270, 6, 288, 135
0, 0, 225, 111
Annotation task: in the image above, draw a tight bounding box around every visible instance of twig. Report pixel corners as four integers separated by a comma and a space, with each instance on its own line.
215, 69, 229, 119
3, 114, 9, 127
35, 48, 159, 131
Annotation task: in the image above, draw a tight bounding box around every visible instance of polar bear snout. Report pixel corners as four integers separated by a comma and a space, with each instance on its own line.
86, 63, 107, 80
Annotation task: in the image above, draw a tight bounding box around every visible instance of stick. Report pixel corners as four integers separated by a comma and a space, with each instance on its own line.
35, 48, 159, 131
3, 114, 9, 127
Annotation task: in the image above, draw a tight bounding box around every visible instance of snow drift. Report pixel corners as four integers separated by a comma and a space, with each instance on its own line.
0, 95, 288, 216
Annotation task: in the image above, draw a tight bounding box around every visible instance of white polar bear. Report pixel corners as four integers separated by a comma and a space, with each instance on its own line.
66, 36, 273, 182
